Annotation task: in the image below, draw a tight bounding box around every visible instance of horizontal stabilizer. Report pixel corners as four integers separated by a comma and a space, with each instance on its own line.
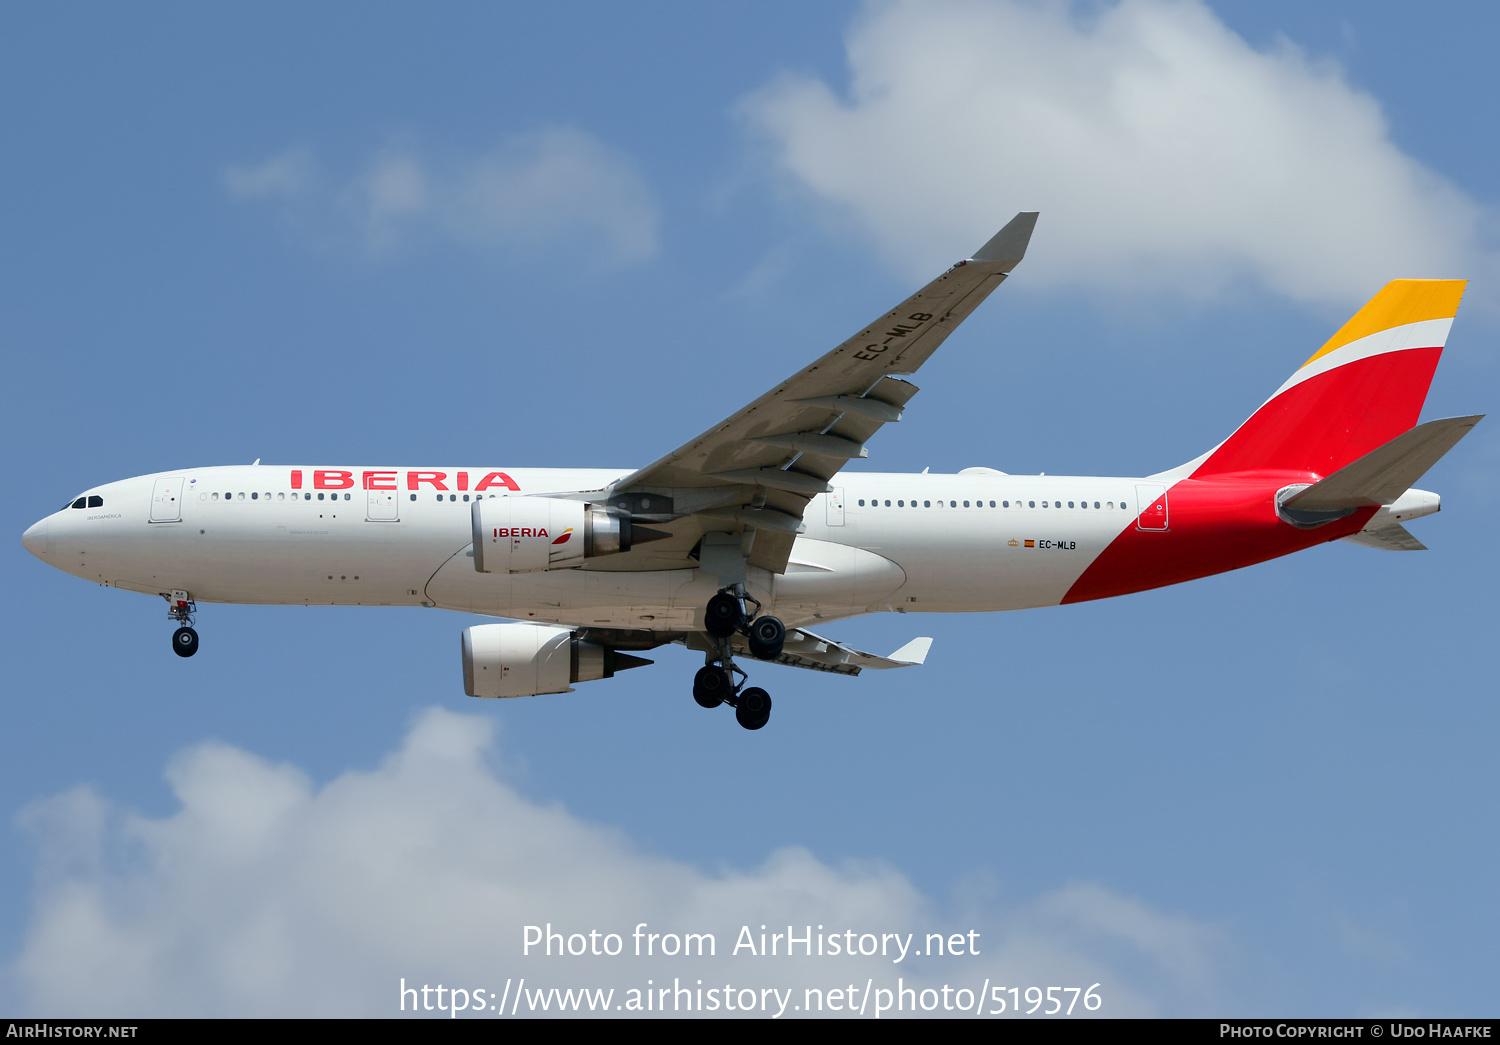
730, 628, 932, 676
1341, 524, 1427, 552
1284, 415, 1483, 511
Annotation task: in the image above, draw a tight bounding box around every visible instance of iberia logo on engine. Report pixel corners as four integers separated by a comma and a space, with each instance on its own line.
494, 528, 549, 538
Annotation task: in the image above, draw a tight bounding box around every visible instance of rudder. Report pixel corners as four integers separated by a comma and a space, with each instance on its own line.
1189, 280, 1466, 479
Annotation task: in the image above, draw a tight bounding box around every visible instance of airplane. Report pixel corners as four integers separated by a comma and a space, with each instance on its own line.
20, 213, 1482, 731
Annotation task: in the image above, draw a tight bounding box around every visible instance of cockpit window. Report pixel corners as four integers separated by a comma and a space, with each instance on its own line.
70, 497, 86, 509
87, 495, 103, 508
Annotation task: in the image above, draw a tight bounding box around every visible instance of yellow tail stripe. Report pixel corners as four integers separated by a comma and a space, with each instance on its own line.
1302, 279, 1467, 368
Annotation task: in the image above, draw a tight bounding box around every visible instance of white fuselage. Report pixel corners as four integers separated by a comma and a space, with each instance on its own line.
26, 465, 1152, 630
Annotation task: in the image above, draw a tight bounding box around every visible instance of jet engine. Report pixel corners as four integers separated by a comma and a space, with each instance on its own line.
461, 622, 652, 698
472, 497, 660, 573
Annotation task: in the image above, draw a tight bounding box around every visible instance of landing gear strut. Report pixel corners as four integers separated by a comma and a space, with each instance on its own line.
693, 585, 784, 730
165, 589, 199, 658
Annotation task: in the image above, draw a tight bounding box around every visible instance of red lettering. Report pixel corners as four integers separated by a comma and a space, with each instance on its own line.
473, 471, 520, 492
291, 469, 303, 490
363, 470, 396, 491
457, 471, 469, 491
314, 469, 353, 490
407, 471, 449, 491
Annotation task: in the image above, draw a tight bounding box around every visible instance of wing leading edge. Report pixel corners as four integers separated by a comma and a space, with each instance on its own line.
597, 212, 1039, 574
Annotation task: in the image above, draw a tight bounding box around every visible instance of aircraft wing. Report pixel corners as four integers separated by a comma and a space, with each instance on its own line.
725, 628, 932, 676
600, 212, 1039, 574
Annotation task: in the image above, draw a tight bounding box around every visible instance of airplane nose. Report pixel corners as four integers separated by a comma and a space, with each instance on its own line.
22, 517, 49, 560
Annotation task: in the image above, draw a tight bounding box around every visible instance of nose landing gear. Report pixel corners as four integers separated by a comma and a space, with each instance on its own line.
694, 585, 784, 730
164, 589, 199, 658
172, 626, 199, 657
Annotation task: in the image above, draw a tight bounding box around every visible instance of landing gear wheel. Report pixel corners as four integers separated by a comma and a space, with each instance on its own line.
704, 592, 743, 638
735, 687, 772, 730
172, 626, 199, 658
692, 666, 731, 708
747, 615, 786, 660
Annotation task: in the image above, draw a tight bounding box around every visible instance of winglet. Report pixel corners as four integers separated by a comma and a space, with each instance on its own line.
887, 637, 933, 665
971, 212, 1039, 270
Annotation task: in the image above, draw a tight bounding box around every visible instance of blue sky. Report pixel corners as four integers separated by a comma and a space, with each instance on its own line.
2, 0, 1496, 1017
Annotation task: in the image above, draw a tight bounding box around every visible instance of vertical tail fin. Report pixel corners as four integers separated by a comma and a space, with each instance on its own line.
1187, 280, 1467, 479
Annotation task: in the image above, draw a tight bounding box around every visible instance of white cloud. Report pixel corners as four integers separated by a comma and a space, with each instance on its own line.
11, 709, 1220, 1017
224, 149, 317, 200
227, 129, 657, 263
742, 0, 1491, 305
450, 128, 658, 260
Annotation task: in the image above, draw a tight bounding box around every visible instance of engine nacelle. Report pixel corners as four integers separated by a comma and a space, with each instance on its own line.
461, 622, 651, 698
471, 497, 631, 573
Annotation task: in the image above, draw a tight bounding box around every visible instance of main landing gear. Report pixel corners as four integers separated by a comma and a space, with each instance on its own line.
165, 589, 199, 658
694, 585, 784, 731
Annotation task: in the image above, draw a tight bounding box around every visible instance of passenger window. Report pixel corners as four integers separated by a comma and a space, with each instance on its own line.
344, 493, 352, 501
410, 494, 417, 501
1028, 501, 1035, 508
1068, 501, 1074, 508
317, 493, 325, 500
884, 500, 891, 506
949, 500, 956, 507
898, 500, 904, 507
858, 499, 865, 506
924, 500, 931, 508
